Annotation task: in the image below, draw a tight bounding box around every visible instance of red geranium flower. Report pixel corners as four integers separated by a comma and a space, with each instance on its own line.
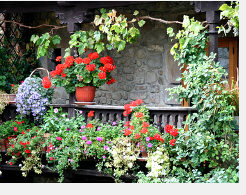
65, 56, 74, 67
50, 70, 57, 77
123, 111, 128, 117
21, 131, 25, 135
106, 76, 115, 85
140, 128, 148, 134
86, 123, 93, 128
98, 72, 106, 80
26, 141, 30, 145
88, 52, 99, 60
104, 63, 115, 72
129, 125, 134, 130
86, 64, 96, 72
17, 152, 20, 156
75, 57, 83, 64
50, 157, 54, 161
88, 111, 95, 117
135, 112, 144, 118
170, 128, 179, 137
142, 122, 149, 128
11, 84, 14, 87
135, 133, 141, 139
165, 124, 173, 134
56, 56, 62, 62
25, 149, 31, 154
18, 121, 21, 125
42, 77, 52, 89
124, 129, 132, 136
130, 101, 137, 107
82, 57, 91, 64
13, 127, 17, 132
10, 162, 13, 165
99, 66, 106, 72
124, 121, 131, 127
100, 56, 113, 65
170, 139, 176, 146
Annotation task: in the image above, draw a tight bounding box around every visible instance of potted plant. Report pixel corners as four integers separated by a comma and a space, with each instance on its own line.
50, 52, 116, 103
15, 68, 54, 122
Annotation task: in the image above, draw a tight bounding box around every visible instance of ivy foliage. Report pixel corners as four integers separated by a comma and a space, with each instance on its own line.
31, 8, 145, 59
218, 1, 239, 36
164, 15, 239, 183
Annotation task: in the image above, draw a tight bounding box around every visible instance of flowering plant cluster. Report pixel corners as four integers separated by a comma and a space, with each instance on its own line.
15, 77, 54, 121
0, 115, 33, 139
6, 126, 45, 177
122, 99, 165, 152
50, 52, 116, 94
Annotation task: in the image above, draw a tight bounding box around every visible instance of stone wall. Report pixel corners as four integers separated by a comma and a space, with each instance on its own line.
37, 1, 205, 106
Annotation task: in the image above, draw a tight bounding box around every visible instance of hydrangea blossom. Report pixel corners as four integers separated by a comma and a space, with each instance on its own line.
16, 77, 53, 120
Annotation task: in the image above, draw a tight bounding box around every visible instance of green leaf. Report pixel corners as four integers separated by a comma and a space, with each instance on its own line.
30, 35, 39, 43
94, 15, 102, 26
94, 31, 102, 42
100, 8, 106, 14
182, 15, 190, 28
170, 43, 178, 55
190, 21, 204, 34
219, 4, 230, 11
117, 40, 126, 51
133, 10, 139, 16
94, 42, 105, 53
106, 44, 113, 50
64, 48, 71, 58
52, 35, 61, 45
167, 27, 175, 37
87, 38, 95, 49
138, 20, 145, 27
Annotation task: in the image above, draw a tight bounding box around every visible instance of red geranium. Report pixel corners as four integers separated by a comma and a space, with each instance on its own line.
25, 149, 31, 154
100, 56, 113, 65
42, 77, 52, 89
170, 139, 176, 146
142, 122, 149, 128
123, 111, 128, 117
106, 76, 115, 85
98, 72, 106, 80
65, 56, 74, 67
88, 111, 95, 117
21, 131, 25, 135
104, 63, 115, 72
135, 112, 144, 118
135, 133, 141, 139
75, 57, 83, 64
124, 121, 131, 127
86, 123, 93, 128
11, 84, 14, 87
170, 128, 178, 137
86, 64, 96, 72
82, 57, 91, 64
88, 52, 99, 60
165, 124, 173, 133
10, 162, 13, 165
140, 128, 148, 134
56, 56, 62, 62
124, 129, 132, 136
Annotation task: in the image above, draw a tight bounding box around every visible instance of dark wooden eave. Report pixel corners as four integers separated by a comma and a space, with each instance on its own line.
0, 1, 152, 13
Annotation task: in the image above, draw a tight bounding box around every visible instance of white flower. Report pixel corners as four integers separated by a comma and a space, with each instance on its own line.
0, 171, 2, 175
19, 164, 22, 167
128, 162, 133, 168
66, 119, 69, 121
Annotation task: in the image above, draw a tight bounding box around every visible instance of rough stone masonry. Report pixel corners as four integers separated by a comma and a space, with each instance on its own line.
39, 1, 205, 107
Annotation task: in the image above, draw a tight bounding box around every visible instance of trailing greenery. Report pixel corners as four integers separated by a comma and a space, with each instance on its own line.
165, 15, 239, 183
31, 8, 145, 59
218, 1, 239, 36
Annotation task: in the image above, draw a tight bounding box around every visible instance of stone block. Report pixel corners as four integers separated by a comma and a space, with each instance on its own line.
112, 92, 122, 101
135, 85, 147, 91
126, 74, 134, 81
135, 72, 145, 84
150, 85, 160, 93
129, 91, 147, 100
147, 54, 163, 69
146, 71, 157, 84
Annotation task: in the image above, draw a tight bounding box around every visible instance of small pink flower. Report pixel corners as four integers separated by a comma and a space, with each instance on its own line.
56, 137, 62, 141
50, 157, 54, 161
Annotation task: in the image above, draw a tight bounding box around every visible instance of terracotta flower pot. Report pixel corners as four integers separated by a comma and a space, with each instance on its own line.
75, 86, 96, 102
